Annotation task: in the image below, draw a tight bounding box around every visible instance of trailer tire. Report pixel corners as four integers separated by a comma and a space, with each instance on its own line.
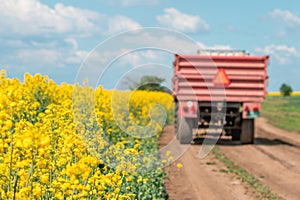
240, 119, 254, 144
174, 102, 179, 138
176, 115, 180, 140
178, 117, 195, 144
231, 131, 240, 141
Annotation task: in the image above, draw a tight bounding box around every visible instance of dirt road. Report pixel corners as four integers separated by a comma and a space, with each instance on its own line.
160, 118, 300, 200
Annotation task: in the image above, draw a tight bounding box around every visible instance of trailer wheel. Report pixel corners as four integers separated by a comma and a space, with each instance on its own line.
231, 131, 240, 141
174, 102, 179, 137
178, 117, 195, 144
231, 113, 242, 141
175, 115, 180, 140
240, 119, 254, 144
175, 115, 181, 139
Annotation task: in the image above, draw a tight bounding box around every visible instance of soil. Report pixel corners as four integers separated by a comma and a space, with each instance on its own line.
159, 117, 300, 200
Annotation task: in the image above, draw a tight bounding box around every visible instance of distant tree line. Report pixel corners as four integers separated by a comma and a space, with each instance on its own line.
129, 75, 171, 93
280, 83, 293, 96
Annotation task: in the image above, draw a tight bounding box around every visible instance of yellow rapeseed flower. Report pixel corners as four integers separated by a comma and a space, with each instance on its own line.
176, 163, 183, 169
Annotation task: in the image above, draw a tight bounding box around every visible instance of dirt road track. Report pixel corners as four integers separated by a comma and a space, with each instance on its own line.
220, 118, 300, 200
160, 126, 257, 200
160, 118, 300, 200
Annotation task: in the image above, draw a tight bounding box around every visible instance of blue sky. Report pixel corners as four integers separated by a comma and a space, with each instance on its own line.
1, 0, 300, 91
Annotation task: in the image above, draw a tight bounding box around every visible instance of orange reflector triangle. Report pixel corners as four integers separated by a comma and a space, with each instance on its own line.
213, 68, 230, 86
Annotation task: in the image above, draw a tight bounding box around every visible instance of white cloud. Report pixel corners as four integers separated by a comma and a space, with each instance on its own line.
31, 41, 58, 48
17, 49, 63, 66
78, 30, 232, 82
64, 38, 89, 64
1, 39, 29, 48
156, 8, 209, 33
16, 47, 89, 66
66, 50, 89, 64
85, 49, 166, 69
101, 0, 160, 7
270, 9, 300, 28
120, 50, 166, 67
0, 0, 142, 37
0, 0, 143, 69
0, 0, 102, 36
74, 28, 233, 87
117, 31, 203, 54
9, 37, 89, 66
105, 15, 142, 35
277, 31, 287, 37
255, 44, 300, 64
121, 0, 160, 6
198, 43, 232, 51
64, 38, 78, 50
82, 31, 232, 69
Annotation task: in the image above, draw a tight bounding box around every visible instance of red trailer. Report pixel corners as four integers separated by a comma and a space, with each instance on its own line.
173, 50, 269, 144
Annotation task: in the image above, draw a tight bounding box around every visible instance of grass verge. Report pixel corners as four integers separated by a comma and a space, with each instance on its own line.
212, 146, 281, 200
262, 96, 300, 133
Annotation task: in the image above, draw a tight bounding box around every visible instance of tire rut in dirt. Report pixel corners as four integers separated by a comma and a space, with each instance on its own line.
219, 118, 300, 200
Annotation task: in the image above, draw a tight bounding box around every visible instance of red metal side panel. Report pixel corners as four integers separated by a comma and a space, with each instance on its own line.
173, 54, 269, 103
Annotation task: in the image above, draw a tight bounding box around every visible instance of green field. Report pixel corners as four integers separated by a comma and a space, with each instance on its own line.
262, 96, 300, 133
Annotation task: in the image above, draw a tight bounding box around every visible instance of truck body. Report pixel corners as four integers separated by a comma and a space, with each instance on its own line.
173, 51, 269, 144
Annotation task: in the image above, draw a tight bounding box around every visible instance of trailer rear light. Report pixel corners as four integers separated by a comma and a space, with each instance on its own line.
252, 105, 259, 112
243, 104, 260, 119
185, 101, 195, 111
183, 106, 189, 113
191, 105, 196, 112
179, 101, 198, 118
183, 105, 196, 114
244, 106, 249, 112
